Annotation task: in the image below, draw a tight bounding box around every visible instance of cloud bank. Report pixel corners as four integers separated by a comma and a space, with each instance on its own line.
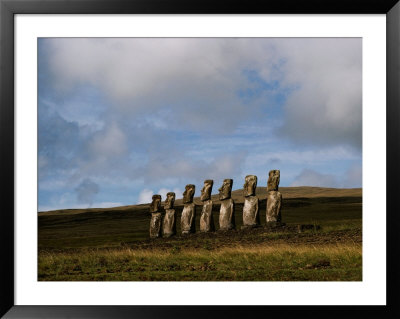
38, 38, 362, 210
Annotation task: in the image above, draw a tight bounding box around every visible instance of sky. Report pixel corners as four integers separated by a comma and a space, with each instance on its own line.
38, 38, 362, 211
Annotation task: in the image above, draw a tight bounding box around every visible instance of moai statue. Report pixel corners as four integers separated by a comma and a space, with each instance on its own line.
218, 179, 235, 230
162, 192, 176, 238
267, 169, 280, 191
242, 175, 260, 228
266, 170, 283, 223
149, 194, 162, 238
200, 180, 215, 232
181, 184, 196, 235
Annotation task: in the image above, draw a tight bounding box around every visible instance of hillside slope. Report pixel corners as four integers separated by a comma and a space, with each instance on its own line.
39, 186, 362, 216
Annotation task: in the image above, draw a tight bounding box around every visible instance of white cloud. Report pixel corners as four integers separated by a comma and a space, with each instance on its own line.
137, 188, 154, 204
276, 38, 362, 148
47, 38, 249, 100
247, 146, 359, 167
157, 188, 170, 200
89, 122, 127, 157
45, 38, 254, 133
290, 169, 339, 187
44, 38, 361, 147
173, 188, 183, 199
142, 152, 246, 186
290, 164, 362, 188
39, 38, 362, 210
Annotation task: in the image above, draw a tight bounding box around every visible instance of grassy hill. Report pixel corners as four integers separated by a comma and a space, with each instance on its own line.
38, 187, 362, 249
38, 186, 362, 215
38, 186, 362, 281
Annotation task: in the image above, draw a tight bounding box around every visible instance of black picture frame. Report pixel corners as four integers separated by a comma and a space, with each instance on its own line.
1, 0, 399, 318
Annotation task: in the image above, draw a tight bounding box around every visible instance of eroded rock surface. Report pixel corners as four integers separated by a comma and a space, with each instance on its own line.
149, 194, 162, 238
162, 209, 176, 237
266, 190, 282, 223
242, 195, 259, 227
183, 184, 195, 204
199, 180, 214, 232
164, 192, 175, 210
242, 175, 259, 228
218, 179, 233, 201
162, 192, 176, 237
149, 212, 162, 238
200, 200, 214, 232
219, 198, 235, 230
267, 170, 280, 192
243, 175, 257, 197
200, 180, 213, 201
181, 203, 196, 234
149, 194, 162, 213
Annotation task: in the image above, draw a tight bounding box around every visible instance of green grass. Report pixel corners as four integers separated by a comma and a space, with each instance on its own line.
38, 243, 362, 281
38, 196, 361, 250
38, 194, 362, 281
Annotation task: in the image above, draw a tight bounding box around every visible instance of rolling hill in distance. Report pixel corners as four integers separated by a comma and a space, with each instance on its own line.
38, 186, 363, 280
38, 186, 362, 215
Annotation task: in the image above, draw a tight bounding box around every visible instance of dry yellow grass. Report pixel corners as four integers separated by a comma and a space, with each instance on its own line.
40, 242, 361, 260
38, 242, 362, 281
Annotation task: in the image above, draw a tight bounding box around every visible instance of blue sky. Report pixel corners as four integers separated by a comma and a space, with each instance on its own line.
38, 38, 362, 211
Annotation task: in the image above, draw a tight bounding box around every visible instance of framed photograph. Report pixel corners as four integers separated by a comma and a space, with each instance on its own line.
1, 0, 399, 318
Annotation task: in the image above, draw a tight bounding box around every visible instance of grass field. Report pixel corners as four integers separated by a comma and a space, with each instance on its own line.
38, 186, 362, 281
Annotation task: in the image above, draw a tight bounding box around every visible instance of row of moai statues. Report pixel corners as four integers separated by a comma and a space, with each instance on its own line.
149, 170, 282, 238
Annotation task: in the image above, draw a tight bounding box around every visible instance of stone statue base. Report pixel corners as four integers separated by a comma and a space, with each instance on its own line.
265, 221, 286, 228
149, 212, 162, 238
162, 209, 176, 237
241, 224, 261, 230
219, 198, 235, 231
200, 200, 214, 232
266, 191, 282, 223
242, 195, 259, 227
181, 203, 196, 235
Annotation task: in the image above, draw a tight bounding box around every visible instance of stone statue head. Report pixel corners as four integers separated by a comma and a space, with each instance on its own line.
267, 170, 280, 191
200, 180, 213, 201
218, 179, 233, 200
243, 175, 257, 197
182, 184, 195, 204
164, 192, 175, 209
149, 194, 162, 213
